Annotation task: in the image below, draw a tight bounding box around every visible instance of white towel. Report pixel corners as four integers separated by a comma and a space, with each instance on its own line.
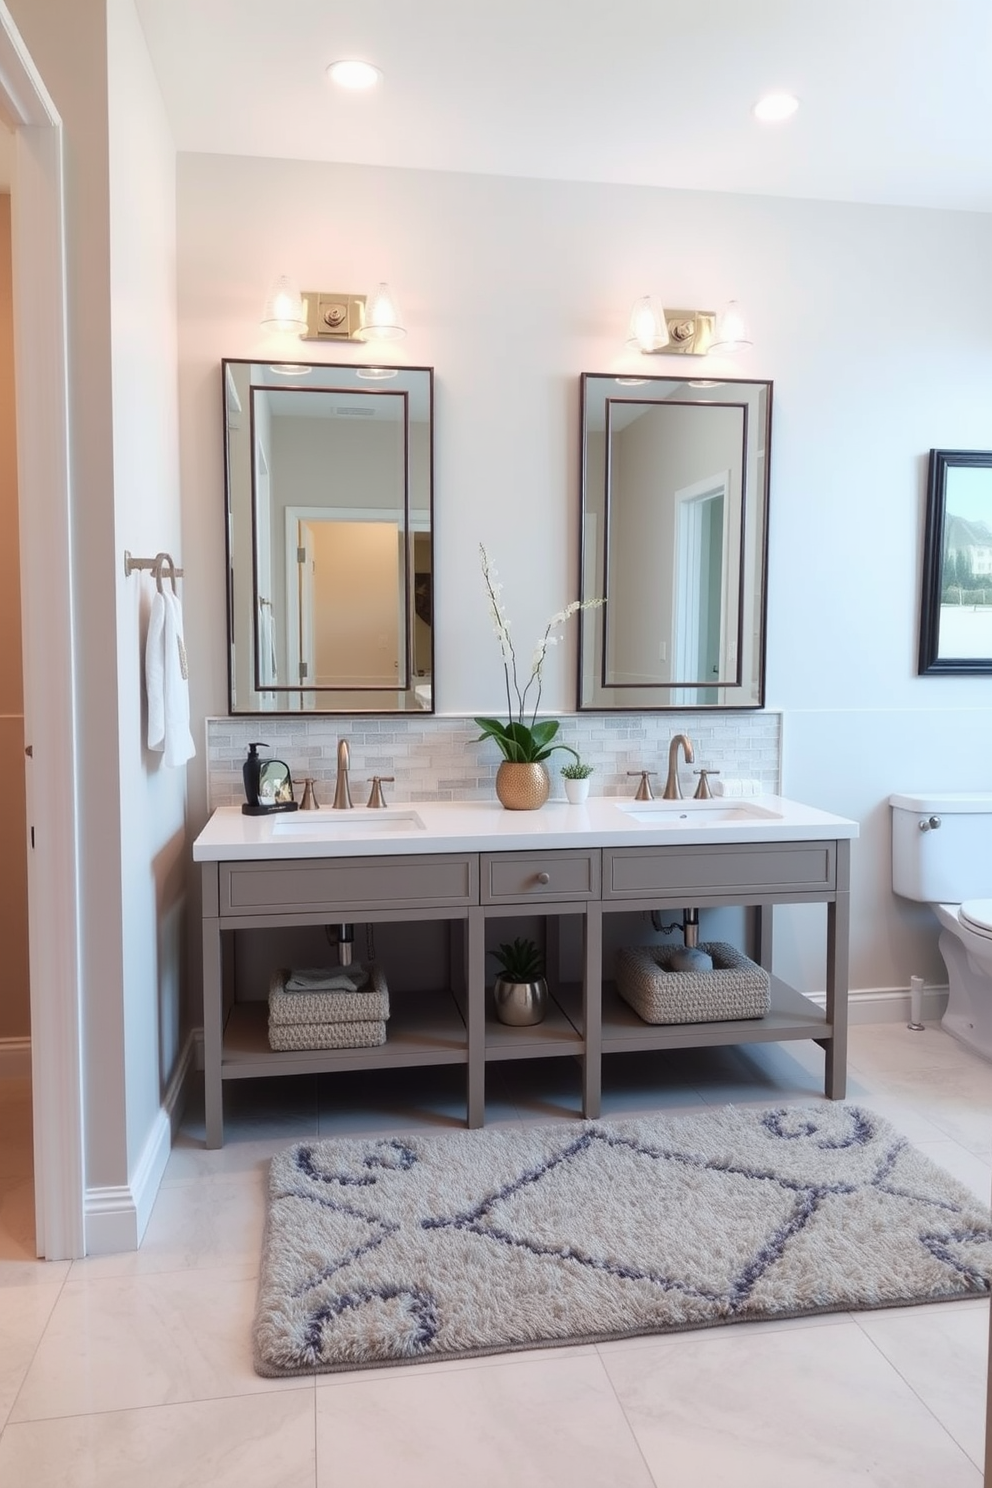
258, 603, 278, 686
146, 589, 196, 767
711, 777, 762, 798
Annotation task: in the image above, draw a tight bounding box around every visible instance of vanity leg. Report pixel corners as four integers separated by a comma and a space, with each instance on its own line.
582, 903, 602, 1120
755, 903, 774, 971
824, 840, 851, 1101
201, 870, 224, 1148
466, 906, 486, 1128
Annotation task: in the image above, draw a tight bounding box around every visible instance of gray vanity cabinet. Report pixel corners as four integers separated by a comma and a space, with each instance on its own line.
199, 836, 850, 1147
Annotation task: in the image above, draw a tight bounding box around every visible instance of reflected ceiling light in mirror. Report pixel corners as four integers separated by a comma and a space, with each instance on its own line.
710, 300, 753, 353
753, 92, 799, 122
260, 274, 308, 334
615, 377, 648, 385
356, 366, 399, 380
626, 296, 669, 353
268, 364, 312, 376
688, 379, 720, 388
326, 59, 382, 90
356, 282, 406, 341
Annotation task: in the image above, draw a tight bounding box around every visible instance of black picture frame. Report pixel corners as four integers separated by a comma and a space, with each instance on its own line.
918, 448, 992, 675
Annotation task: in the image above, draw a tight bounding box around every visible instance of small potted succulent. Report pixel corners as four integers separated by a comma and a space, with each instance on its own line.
560, 758, 594, 805
490, 936, 548, 1026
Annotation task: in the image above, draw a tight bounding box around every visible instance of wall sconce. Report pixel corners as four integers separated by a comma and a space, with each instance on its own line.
625, 296, 752, 355
261, 276, 406, 342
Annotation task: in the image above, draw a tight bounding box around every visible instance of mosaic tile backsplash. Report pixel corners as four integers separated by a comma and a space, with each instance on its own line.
206, 712, 781, 810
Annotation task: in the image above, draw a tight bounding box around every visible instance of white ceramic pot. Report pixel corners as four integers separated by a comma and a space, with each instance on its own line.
563, 777, 591, 805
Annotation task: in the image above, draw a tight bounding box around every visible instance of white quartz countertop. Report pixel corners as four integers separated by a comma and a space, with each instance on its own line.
192, 795, 859, 862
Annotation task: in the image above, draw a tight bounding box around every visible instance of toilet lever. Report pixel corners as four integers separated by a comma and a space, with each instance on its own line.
918, 816, 942, 832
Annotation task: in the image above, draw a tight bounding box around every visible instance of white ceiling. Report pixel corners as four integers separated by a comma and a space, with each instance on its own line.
132, 0, 992, 213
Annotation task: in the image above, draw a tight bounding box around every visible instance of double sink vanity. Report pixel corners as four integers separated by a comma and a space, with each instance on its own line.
193, 793, 856, 1148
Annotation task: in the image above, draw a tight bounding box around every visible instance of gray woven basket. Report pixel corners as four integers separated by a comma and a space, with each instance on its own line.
268, 1019, 387, 1052
615, 941, 770, 1025
268, 961, 389, 1027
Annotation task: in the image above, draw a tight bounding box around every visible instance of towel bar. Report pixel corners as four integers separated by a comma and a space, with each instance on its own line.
124, 550, 184, 588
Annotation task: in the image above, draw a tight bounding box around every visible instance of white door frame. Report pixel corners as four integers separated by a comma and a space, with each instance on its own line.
671, 471, 731, 706
0, 6, 85, 1258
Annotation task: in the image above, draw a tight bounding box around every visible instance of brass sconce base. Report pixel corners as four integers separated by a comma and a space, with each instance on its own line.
643, 309, 716, 356
303, 291, 367, 341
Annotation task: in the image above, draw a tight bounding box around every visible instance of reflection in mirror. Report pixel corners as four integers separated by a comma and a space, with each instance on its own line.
223, 360, 434, 713
578, 375, 771, 709
919, 448, 992, 675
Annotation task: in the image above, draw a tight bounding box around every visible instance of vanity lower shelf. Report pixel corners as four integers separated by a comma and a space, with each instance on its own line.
483, 988, 584, 1061
599, 976, 829, 1052
220, 990, 468, 1080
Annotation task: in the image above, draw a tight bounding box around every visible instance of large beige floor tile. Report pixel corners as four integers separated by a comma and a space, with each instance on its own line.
69, 1173, 266, 1280
0, 1281, 63, 1430
0, 1387, 316, 1488
10, 1266, 302, 1420
314, 1351, 655, 1487
601, 1318, 984, 1486
855, 1300, 990, 1469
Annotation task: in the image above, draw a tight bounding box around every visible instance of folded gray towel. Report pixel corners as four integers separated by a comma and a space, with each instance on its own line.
283, 967, 370, 993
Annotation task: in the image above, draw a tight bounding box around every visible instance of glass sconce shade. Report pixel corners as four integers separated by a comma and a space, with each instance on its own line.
357, 282, 406, 340
711, 299, 753, 352
625, 295, 670, 353
261, 275, 307, 333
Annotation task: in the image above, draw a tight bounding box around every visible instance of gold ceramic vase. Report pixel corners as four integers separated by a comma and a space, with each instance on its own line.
495, 761, 550, 810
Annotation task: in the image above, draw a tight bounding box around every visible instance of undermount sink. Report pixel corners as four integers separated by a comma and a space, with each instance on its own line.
615, 799, 782, 827
270, 810, 426, 836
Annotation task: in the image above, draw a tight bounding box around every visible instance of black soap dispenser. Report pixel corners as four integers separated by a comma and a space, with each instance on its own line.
241, 742, 299, 816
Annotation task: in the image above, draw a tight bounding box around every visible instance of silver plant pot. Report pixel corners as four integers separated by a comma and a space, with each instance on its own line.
493, 975, 549, 1026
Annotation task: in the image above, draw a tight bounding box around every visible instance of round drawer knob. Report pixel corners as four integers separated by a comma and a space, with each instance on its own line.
536, 871, 551, 885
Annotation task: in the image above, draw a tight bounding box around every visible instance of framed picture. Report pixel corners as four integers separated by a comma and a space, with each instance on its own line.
918, 448, 992, 675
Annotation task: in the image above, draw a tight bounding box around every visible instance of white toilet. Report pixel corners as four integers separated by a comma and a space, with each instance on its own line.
890, 792, 992, 1060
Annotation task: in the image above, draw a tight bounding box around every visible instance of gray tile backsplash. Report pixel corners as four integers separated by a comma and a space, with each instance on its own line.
205, 712, 781, 810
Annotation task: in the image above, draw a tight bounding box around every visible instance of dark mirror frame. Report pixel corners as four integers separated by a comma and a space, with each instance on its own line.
222, 358, 435, 716
918, 448, 992, 675
576, 372, 772, 712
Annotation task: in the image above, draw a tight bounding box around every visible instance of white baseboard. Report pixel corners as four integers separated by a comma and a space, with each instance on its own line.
83, 1029, 199, 1256
0, 1036, 31, 1078
804, 984, 949, 1026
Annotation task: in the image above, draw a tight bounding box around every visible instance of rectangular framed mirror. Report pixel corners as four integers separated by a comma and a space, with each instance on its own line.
918, 448, 992, 675
577, 374, 771, 710
223, 359, 434, 713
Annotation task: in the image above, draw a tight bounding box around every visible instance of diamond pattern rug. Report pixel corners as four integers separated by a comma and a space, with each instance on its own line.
252, 1104, 992, 1376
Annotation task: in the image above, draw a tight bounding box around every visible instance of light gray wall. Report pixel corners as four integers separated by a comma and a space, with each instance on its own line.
178, 153, 992, 1001
8, 0, 184, 1219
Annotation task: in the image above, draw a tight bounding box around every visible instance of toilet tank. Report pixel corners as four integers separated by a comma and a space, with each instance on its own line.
890, 792, 992, 902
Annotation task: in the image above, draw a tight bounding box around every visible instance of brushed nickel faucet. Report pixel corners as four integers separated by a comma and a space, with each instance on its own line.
332, 738, 353, 809
662, 733, 695, 799
627, 770, 656, 801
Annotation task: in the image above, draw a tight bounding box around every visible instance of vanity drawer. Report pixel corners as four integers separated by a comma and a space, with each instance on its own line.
481, 849, 601, 904
219, 854, 478, 918
603, 842, 837, 901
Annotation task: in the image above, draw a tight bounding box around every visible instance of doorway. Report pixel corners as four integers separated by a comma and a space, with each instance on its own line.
0, 15, 84, 1259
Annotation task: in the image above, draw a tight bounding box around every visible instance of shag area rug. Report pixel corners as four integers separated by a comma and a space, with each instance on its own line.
253, 1104, 992, 1376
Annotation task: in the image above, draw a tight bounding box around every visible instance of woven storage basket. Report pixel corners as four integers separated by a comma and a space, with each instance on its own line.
268, 961, 389, 1026
615, 941, 770, 1025
268, 962, 389, 1050
268, 1019, 387, 1052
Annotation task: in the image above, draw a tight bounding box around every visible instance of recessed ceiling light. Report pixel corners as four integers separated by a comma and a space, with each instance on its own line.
326, 59, 382, 90
752, 92, 799, 123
